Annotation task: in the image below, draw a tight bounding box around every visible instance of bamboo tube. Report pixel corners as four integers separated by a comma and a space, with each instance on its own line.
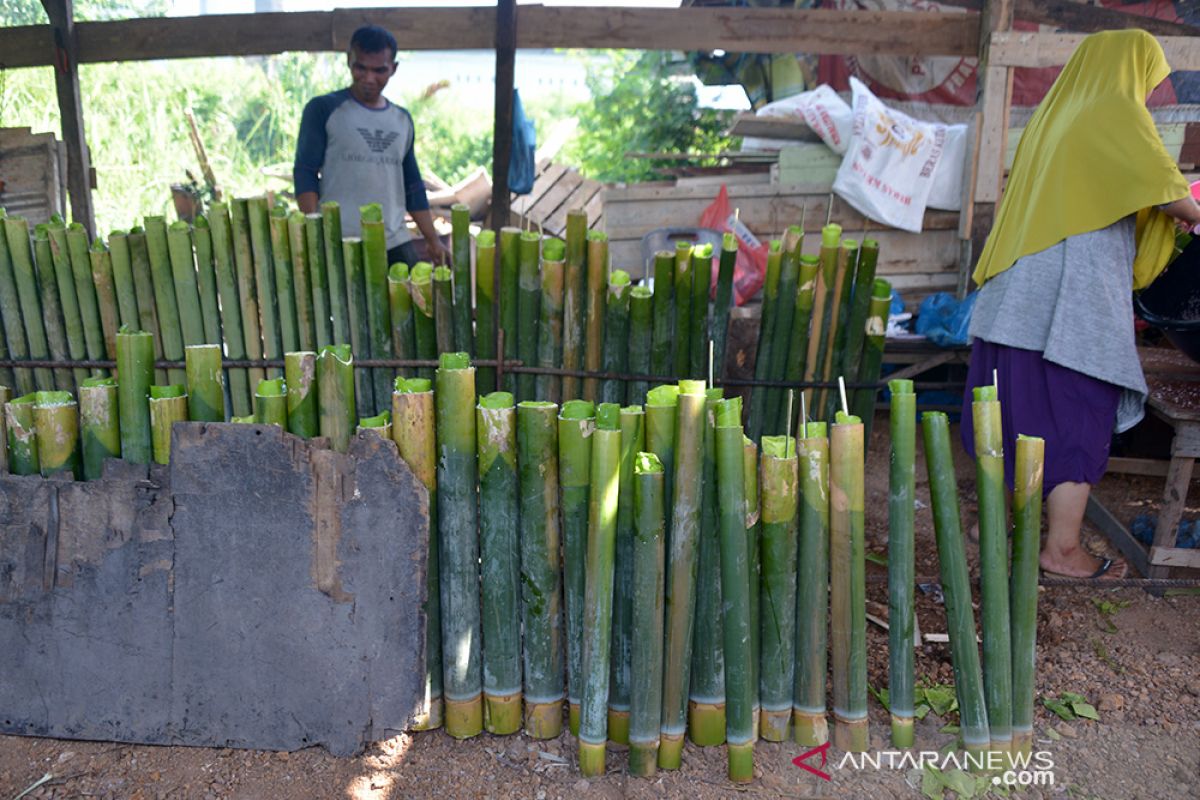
66, 223, 106, 370
432, 266, 456, 360
287, 211, 316, 353
46, 222, 89, 388
0, 212, 34, 394
841, 239, 880, 382
191, 217, 223, 346
779, 254, 820, 434
89, 238, 121, 359
517, 231, 541, 402
793, 421, 829, 746
671, 241, 694, 379
387, 263, 416, 379
320, 202, 350, 347
801, 226, 838, 416
535, 238, 565, 403
231, 415, 255, 424
255, 378, 287, 428
144, 217, 186, 385
582, 231, 608, 400
206, 205, 250, 417
627, 286, 653, 404
116, 328, 154, 464
5, 393, 38, 475
149, 384, 187, 465
715, 397, 754, 782
343, 238, 374, 415
851, 279, 893, 434
922, 411, 990, 755
285, 351, 318, 438
711, 233, 737, 382
499, 226, 522, 395
973, 385, 1012, 752
887, 379, 917, 748
106, 233, 141, 338
477, 391, 522, 735
810, 225, 846, 419
165, 221, 205, 348
436, 352, 483, 739
650, 250, 675, 381
449, 203, 472, 355
360, 204, 393, 411
747, 240, 783, 443
559, 398, 595, 735
609, 404, 644, 745
409, 262, 436, 379
690, 387, 727, 747
644, 383, 679, 541
743, 435, 762, 727
764, 227, 803, 434
516, 400, 563, 739
317, 344, 356, 453
357, 410, 391, 439
830, 411, 868, 753
561, 211, 587, 400
689, 244, 712, 381
246, 198, 281, 378
599, 270, 631, 405
393, 377, 443, 730
0, 385, 9, 472
1011, 435, 1044, 756
79, 377, 119, 480
268, 206, 299, 354
824, 240, 860, 421
304, 213, 334, 350
629, 451, 666, 777
229, 200, 266, 389
475, 229, 497, 393
658, 379, 706, 770
580, 402, 622, 775
126, 228, 167, 384
34, 224, 76, 391
185, 344, 225, 422
759, 434, 798, 742
5, 216, 54, 392
32, 391, 78, 478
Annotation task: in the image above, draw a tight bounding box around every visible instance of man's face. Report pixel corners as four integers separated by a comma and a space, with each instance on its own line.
348, 47, 397, 104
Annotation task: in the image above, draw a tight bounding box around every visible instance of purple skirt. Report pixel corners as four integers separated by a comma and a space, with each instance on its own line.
959, 339, 1121, 494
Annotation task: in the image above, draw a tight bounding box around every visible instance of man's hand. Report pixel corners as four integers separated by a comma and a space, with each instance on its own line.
426, 235, 451, 266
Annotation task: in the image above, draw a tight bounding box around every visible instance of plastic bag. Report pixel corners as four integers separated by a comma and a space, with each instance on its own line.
757, 84, 853, 154
926, 123, 968, 211
508, 89, 536, 195
914, 291, 977, 347
698, 185, 769, 306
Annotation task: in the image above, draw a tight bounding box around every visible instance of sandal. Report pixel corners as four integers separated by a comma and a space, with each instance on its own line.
1041, 557, 1128, 580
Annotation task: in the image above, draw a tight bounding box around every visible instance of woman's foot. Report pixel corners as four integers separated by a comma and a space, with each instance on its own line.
1039, 546, 1127, 579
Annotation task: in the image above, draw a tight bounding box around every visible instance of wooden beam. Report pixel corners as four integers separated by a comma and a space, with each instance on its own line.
990, 32, 1200, 70
41, 0, 95, 237
490, 0, 516, 233
1013, 0, 1200, 38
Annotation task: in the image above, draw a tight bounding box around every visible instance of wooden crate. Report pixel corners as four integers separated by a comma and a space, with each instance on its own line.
0, 127, 67, 225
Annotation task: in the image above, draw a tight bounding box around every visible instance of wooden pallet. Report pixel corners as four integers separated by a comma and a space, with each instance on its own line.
0, 127, 67, 225
509, 160, 604, 238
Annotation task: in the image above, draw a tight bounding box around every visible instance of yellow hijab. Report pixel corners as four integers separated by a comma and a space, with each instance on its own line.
973, 29, 1190, 290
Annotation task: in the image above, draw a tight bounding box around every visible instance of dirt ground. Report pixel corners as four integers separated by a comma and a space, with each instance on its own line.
1, 418, 1198, 800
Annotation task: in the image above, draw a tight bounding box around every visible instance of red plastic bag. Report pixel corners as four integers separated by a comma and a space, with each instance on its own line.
698, 185, 768, 305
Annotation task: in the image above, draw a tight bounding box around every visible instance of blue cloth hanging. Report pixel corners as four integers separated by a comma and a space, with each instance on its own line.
509, 89, 536, 195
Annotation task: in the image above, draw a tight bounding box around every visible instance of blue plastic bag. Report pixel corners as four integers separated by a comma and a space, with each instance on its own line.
509, 89, 536, 195
915, 291, 977, 347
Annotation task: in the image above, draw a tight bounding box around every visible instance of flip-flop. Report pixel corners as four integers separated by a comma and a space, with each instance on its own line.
1041, 558, 1127, 580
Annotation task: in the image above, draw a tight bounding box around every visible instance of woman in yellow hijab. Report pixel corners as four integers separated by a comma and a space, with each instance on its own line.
961, 29, 1200, 579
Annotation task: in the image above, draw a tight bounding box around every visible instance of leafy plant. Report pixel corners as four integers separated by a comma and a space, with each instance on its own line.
870, 680, 959, 721
1091, 597, 1131, 634
1042, 691, 1099, 721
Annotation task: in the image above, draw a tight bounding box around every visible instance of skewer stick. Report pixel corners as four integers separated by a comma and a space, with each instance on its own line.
786, 390, 793, 444
709, 339, 715, 390
838, 376, 849, 418
993, 368, 999, 393
825, 193, 834, 227
800, 391, 807, 440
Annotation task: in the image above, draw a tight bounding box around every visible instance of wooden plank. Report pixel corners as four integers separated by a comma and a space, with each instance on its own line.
1105, 457, 1172, 478
728, 114, 821, 142
1150, 455, 1194, 578
1085, 495, 1151, 578
1013, 0, 1200, 38
991, 32, 1200, 71
1149, 545, 1200, 569
542, 180, 601, 238
42, 0, 96, 237
525, 168, 583, 228
510, 163, 567, 219
972, 64, 1012, 205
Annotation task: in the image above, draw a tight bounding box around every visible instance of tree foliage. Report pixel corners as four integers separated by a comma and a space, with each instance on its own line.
0, 0, 166, 26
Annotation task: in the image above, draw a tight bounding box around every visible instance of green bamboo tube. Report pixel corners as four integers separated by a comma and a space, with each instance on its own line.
66, 223, 106, 370
690, 386, 728, 746
0, 211, 34, 394
779, 254, 820, 435
609, 404, 644, 745
165, 221, 205, 349
393, 377, 443, 731
254, 378, 287, 428
449, 203, 472, 355
825, 240, 860, 421
34, 224, 76, 391
599, 270, 631, 405
360, 204, 393, 411
714, 397, 754, 782
887, 379, 917, 748
672, 242, 694, 380
759, 434, 798, 742
79, 377, 119, 480
579, 402, 622, 776
582, 231, 608, 401
432, 266, 456, 361
206, 205, 251, 417
627, 286, 653, 404
4, 216, 53, 392
561, 211, 587, 401
1011, 435, 1045, 756
743, 435, 762, 727
191, 217, 223, 346
320, 202, 350, 348
658, 379, 706, 770
32, 391, 77, 478
644, 383, 679, 541
228, 200, 266, 390
793, 422, 829, 746
88, 238, 119, 360
343, 238, 374, 415
287, 211, 316, 353
231, 415, 255, 424
650, 250, 675, 381
436, 352, 483, 739
689, 244, 712, 381
317, 344, 356, 453
387, 263, 416, 379
764, 228, 803, 433
5, 393, 38, 475
357, 410, 391, 439
246, 198, 281, 378
144, 217, 186, 385
126, 228, 167, 385
116, 328, 154, 464
106, 233, 140, 333
517, 231, 541, 402
0, 385, 9, 472
559, 398, 595, 735
304, 213, 334, 350
149, 384, 187, 466
851, 279, 893, 435
516, 400, 563, 739
801, 226, 838, 417
475, 229, 497, 393
747, 240, 782, 443
46, 222, 88, 388
841, 239, 880, 382
185, 344, 225, 422
973, 384, 1012, 752
830, 411, 867, 752
499, 226, 522, 395
629, 451, 666, 777
711, 233, 737, 383
268, 207, 299, 354
810, 225, 846, 419
409, 262, 436, 380
535, 238, 565, 403
285, 351, 318, 438
477, 391, 522, 735
922, 411, 990, 755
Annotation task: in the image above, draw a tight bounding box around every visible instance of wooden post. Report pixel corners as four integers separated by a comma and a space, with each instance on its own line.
491, 0, 516, 231
41, 0, 95, 237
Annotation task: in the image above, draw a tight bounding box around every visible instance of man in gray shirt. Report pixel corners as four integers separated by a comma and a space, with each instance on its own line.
294, 25, 449, 267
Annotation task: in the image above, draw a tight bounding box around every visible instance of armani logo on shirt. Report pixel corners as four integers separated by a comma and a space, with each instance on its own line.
356, 128, 400, 153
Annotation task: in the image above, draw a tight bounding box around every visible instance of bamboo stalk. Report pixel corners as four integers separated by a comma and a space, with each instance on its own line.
450, 203, 473, 355
0, 211, 34, 394
650, 250, 675, 382
475, 229, 497, 393
824, 240, 860, 421
105, 233, 139, 337
887, 379, 917, 748
387, 263, 416, 379
268, 206, 299, 354
207, 204, 251, 417
810, 225, 845, 419
689, 244, 712, 381
747, 240, 782, 443
185, 344, 224, 422
66, 223, 106, 371
433, 265, 456, 361
644, 383, 679, 543
559, 398, 595, 736
34, 224, 77, 391
287, 211, 316, 352
561, 211, 587, 400
793, 422, 829, 746
357, 409, 391, 438
0, 384, 9, 472
629, 451, 666, 777
126, 228, 166, 384
255, 378, 287, 428
779, 254, 820, 435
285, 351, 318, 438
830, 411, 868, 752
536, 238, 565, 403
851, 279, 893, 434
583, 231, 608, 401
743, 435, 762, 728
759, 434, 798, 742
192, 217, 223, 346
360, 204, 393, 411
320, 202, 350, 348
46, 222, 89, 388
90, 237, 121, 359
305, 213, 334, 351
765, 227, 803, 434
409, 262, 437, 380
79, 377, 119, 480
436, 352, 483, 739
599, 270, 631, 405
33, 391, 79, 478
516, 400, 563, 739
801, 226, 838, 417
165, 221, 206, 349
393, 376, 443, 731
144, 217, 186, 385
317, 344, 356, 453
841, 239, 880, 382
343, 238, 374, 415
149, 384, 187, 465
229, 200, 265, 390
499, 226, 522, 395
1011, 435, 1044, 756
4, 216, 53, 392
672, 241, 694, 379
711, 233, 737, 382
517, 231, 541, 402
922, 411, 990, 755
627, 286, 653, 405
116, 327, 154, 464
246, 197, 281, 379
609, 404, 645, 745
5, 393, 38, 475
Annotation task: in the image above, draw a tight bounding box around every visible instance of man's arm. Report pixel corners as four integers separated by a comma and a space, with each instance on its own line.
294, 97, 329, 211
402, 143, 450, 264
